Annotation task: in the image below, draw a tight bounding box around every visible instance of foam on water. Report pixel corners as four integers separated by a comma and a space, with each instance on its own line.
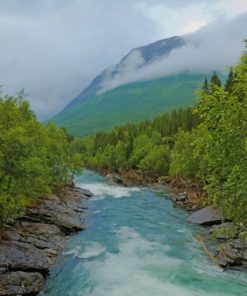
63, 245, 81, 257
63, 242, 106, 259
40, 171, 247, 296
92, 210, 102, 215
78, 227, 223, 296
77, 182, 140, 199
77, 242, 106, 259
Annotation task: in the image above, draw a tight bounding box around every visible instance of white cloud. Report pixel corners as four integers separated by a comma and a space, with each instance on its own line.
100, 13, 247, 93
215, 0, 247, 17
132, 2, 213, 37
133, 0, 247, 37
0, 0, 158, 119
0, 0, 246, 119
181, 20, 209, 35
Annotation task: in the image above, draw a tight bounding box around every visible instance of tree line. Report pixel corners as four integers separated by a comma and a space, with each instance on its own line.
82, 43, 247, 223
0, 95, 84, 223
82, 107, 198, 174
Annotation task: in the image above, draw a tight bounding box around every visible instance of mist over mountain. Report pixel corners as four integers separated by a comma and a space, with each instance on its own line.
61, 12, 247, 114
99, 12, 247, 94
64, 36, 185, 111
0, 1, 246, 119
48, 35, 205, 135
49, 12, 246, 136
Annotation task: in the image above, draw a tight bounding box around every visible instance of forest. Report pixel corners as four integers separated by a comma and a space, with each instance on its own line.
82, 44, 247, 223
1, 45, 246, 226
0, 95, 84, 224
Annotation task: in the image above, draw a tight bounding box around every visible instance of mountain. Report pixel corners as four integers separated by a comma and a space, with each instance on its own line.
64, 36, 185, 110
51, 36, 204, 136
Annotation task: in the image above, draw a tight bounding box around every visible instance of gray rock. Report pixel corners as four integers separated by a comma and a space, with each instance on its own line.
0, 186, 90, 295
0, 228, 21, 241
106, 173, 124, 184
172, 194, 186, 203
212, 222, 236, 240
25, 196, 85, 233
0, 271, 44, 296
171, 196, 178, 203
230, 239, 247, 251
76, 188, 93, 198
213, 239, 247, 268
0, 241, 49, 271
0, 268, 8, 274
177, 193, 186, 202
65, 192, 88, 213
187, 206, 223, 226
1, 222, 65, 266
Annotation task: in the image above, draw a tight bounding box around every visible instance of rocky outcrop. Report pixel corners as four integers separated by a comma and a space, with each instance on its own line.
186, 206, 247, 269
209, 222, 236, 240
214, 239, 247, 268
187, 206, 223, 226
0, 271, 44, 296
0, 187, 92, 296
106, 173, 124, 185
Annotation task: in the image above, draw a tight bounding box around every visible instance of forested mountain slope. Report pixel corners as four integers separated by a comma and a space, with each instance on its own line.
52, 73, 204, 136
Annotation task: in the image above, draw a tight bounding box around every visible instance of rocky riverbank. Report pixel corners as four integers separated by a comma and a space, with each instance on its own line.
105, 171, 247, 271
0, 186, 93, 296
169, 191, 247, 270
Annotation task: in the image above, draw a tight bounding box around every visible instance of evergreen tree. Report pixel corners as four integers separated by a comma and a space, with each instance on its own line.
82, 107, 197, 176
210, 71, 222, 89
202, 78, 209, 93
82, 43, 247, 223
225, 67, 235, 93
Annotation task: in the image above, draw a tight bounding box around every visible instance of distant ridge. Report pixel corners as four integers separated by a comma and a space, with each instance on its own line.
64, 36, 185, 111
50, 36, 207, 136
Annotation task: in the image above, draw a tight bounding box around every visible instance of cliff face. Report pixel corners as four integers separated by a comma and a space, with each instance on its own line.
0, 187, 93, 296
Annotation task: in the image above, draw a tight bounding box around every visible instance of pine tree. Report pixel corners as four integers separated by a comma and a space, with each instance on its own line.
225, 67, 235, 93
202, 78, 209, 93
210, 71, 222, 88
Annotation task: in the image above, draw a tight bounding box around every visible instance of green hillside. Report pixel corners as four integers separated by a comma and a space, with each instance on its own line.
51, 74, 205, 136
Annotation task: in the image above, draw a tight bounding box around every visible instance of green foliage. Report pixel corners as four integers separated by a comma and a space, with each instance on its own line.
169, 129, 199, 179
139, 145, 170, 175
0, 96, 83, 224
169, 54, 247, 223
193, 82, 247, 221
224, 67, 235, 93
202, 78, 209, 93
51, 74, 205, 136
190, 48, 247, 222
210, 71, 222, 89
81, 47, 247, 223
82, 107, 197, 176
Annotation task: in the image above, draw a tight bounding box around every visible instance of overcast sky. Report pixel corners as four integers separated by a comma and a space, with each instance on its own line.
0, 0, 247, 119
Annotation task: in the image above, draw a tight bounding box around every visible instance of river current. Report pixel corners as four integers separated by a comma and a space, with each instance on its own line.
40, 170, 247, 296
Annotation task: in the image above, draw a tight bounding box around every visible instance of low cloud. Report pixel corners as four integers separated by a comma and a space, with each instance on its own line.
0, 0, 158, 119
100, 13, 247, 94
0, 0, 246, 119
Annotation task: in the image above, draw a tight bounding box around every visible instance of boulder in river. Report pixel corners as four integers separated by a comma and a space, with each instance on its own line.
106, 173, 124, 184
187, 206, 223, 226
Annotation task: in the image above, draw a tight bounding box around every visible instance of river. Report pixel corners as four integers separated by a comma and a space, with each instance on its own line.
40, 170, 247, 296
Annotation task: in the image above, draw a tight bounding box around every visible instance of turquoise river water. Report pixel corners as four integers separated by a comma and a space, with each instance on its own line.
40, 170, 247, 296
